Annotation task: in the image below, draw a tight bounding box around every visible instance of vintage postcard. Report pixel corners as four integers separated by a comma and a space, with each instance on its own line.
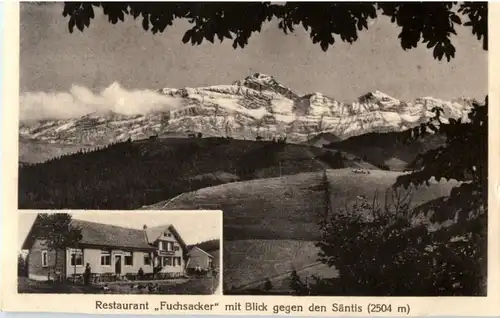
2, 0, 500, 316
17, 210, 222, 296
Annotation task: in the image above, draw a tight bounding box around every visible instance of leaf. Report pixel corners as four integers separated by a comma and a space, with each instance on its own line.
181, 29, 193, 44
68, 17, 75, 33
205, 31, 215, 43
450, 14, 462, 25
320, 41, 329, 52
60, 2, 486, 58
142, 15, 149, 31
216, 31, 224, 42
428, 123, 439, 133
222, 28, 232, 40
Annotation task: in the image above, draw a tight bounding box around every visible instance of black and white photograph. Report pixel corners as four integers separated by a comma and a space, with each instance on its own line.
18, 2, 487, 297
18, 211, 221, 295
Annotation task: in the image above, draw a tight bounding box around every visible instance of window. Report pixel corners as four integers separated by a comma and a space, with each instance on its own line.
159, 241, 165, 251
173, 257, 181, 267
174, 245, 180, 251
124, 252, 133, 266
162, 256, 172, 266
159, 241, 173, 251
100, 250, 111, 266
69, 248, 83, 266
164, 232, 172, 237
144, 253, 151, 266
208, 258, 213, 268
41, 250, 48, 267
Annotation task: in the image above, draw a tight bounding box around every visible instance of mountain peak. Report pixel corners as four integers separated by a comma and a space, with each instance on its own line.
358, 90, 400, 108
359, 90, 397, 100
234, 72, 300, 100
233, 72, 276, 86
250, 72, 273, 80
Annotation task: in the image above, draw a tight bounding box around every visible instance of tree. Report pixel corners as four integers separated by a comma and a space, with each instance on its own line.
289, 269, 308, 295
30, 213, 83, 281
315, 194, 486, 295
62, 2, 487, 61
17, 254, 27, 277
396, 98, 487, 223
264, 278, 273, 292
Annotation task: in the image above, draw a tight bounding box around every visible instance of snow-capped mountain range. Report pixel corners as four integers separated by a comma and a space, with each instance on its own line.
19, 73, 476, 146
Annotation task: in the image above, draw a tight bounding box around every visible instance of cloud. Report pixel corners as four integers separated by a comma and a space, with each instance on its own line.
20, 82, 183, 122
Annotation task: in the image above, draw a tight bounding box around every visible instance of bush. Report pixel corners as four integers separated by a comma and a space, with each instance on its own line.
308, 190, 487, 296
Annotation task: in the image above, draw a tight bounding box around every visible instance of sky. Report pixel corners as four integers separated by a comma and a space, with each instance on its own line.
20, 3, 487, 121
18, 211, 221, 250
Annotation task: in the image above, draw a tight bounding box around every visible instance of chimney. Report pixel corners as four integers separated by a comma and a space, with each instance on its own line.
143, 224, 147, 230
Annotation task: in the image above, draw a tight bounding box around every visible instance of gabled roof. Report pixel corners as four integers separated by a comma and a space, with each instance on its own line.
188, 246, 214, 258
22, 217, 155, 251
145, 224, 188, 253
71, 220, 155, 250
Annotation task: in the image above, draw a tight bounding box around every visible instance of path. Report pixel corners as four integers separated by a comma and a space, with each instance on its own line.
141, 192, 186, 209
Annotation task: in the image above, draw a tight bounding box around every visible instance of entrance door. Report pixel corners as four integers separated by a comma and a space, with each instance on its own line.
114, 255, 122, 275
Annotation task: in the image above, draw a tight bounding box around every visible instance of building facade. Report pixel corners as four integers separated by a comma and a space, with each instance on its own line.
186, 246, 214, 274
22, 218, 193, 281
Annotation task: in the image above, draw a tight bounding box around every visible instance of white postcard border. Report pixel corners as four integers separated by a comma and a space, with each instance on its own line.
2, 1, 500, 316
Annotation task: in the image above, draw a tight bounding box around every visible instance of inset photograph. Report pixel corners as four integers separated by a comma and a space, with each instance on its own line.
18, 210, 221, 295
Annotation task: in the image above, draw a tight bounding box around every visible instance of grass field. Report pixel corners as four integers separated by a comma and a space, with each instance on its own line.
147, 169, 458, 241
18, 276, 219, 295
223, 240, 322, 289
18, 277, 103, 294
158, 277, 219, 295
